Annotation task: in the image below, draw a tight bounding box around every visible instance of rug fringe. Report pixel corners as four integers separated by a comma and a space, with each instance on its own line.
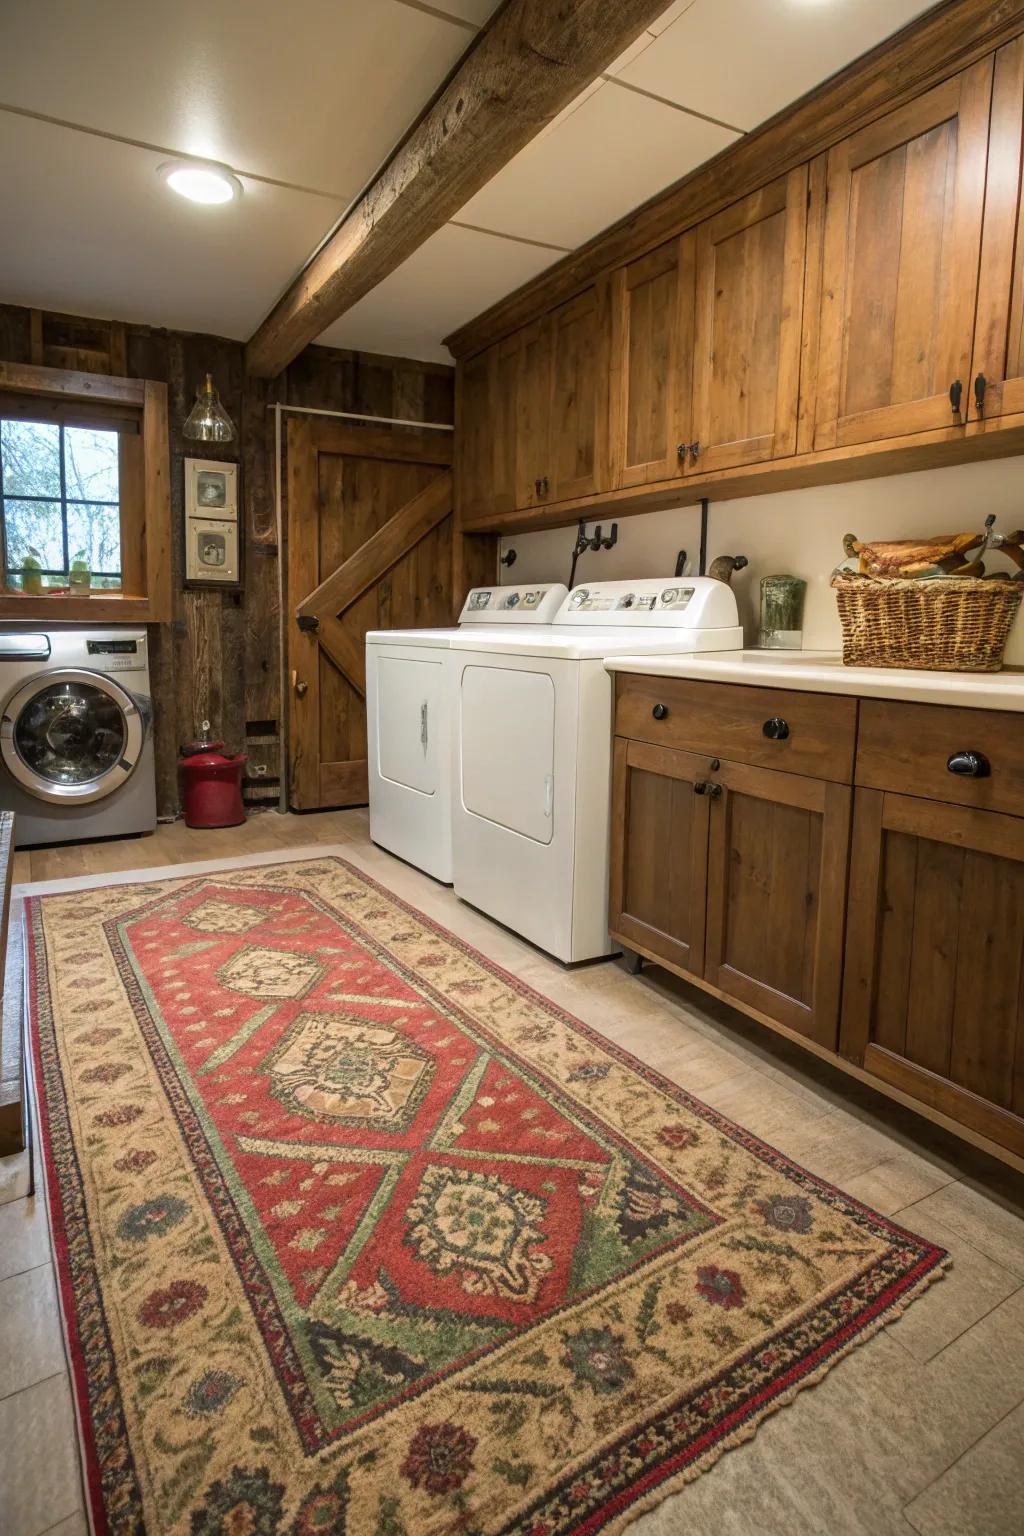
603, 1252, 952, 1534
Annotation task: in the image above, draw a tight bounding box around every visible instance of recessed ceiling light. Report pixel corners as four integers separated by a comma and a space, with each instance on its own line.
158, 159, 242, 205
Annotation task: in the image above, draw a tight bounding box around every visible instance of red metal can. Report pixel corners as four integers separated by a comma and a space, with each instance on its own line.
178, 722, 247, 829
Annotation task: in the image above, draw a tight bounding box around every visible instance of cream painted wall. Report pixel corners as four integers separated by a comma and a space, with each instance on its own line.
498, 455, 1024, 666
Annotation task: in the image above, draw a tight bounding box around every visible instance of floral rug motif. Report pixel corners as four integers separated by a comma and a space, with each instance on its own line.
28, 856, 948, 1535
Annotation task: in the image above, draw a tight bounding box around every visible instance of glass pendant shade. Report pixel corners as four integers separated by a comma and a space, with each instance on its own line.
183, 374, 236, 442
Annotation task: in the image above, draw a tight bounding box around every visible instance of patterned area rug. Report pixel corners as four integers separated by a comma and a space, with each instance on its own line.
29, 855, 947, 1536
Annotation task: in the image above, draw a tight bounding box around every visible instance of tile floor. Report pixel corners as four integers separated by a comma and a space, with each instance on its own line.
2, 808, 1023, 1536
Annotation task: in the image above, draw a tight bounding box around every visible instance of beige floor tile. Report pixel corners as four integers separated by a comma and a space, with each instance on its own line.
884, 1218, 1021, 1362
0, 1196, 51, 1282
904, 1398, 1024, 1536
0, 1373, 83, 1536
0, 1146, 33, 1208
39, 1513, 88, 1536
841, 1154, 958, 1219
900, 1181, 1024, 1281
0, 1265, 66, 1400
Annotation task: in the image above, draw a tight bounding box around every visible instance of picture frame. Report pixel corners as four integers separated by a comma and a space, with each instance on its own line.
183, 456, 243, 590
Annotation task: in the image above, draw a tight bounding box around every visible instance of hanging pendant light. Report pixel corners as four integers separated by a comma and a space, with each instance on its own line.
183, 374, 236, 442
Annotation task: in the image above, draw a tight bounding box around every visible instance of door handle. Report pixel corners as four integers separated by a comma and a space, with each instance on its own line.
292, 671, 308, 698
420, 701, 428, 753
950, 379, 963, 417
543, 773, 554, 817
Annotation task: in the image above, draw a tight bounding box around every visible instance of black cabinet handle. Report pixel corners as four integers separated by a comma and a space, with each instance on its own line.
974, 373, 987, 417
652, 703, 669, 720
534, 475, 549, 496
763, 716, 790, 741
950, 379, 963, 416
693, 780, 722, 799
947, 750, 990, 779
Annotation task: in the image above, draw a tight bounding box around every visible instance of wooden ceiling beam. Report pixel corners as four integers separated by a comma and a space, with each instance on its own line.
244, 0, 671, 379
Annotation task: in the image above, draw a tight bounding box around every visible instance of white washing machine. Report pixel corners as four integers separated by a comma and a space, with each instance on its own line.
365, 583, 567, 882
0, 629, 157, 847
451, 578, 743, 963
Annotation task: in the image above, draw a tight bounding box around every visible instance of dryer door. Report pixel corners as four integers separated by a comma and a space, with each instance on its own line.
1, 669, 144, 805
460, 664, 555, 844
376, 655, 444, 796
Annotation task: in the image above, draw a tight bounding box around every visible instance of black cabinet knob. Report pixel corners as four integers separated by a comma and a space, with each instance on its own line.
763, 716, 790, 740
652, 703, 669, 720
947, 750, 990, 779
693, 779, 708, 795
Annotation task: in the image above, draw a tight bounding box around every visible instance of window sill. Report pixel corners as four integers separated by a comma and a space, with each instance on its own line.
0, 590, 164, 623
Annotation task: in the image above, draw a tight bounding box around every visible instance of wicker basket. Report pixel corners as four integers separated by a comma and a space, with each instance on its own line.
831, 570, 1023, 671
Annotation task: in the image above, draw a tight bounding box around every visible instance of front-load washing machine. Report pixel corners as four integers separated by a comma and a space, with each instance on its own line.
366, 583, 567, 883
0, 629, 157, 847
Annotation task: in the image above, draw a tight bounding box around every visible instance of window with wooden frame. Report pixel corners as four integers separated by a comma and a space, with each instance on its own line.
0, 362, 171, 621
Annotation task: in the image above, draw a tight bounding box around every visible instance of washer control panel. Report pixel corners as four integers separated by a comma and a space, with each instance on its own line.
555, 578, 739, 631
460, 584, 568, 624
85, 636, 147, 673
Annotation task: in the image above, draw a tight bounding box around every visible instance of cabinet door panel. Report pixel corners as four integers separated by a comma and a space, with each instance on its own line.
970, 37, 1024, 422
814, 62, 992, 449
841, 789, 1024, 1158
491, 332, 524, 518
610, 236, 695, 487
457, 349, 491, 522
704, 760, 850, 1048
689, 169, 806, 473
609, 737, 710, 976
549, 286, 609, 503
515, 318, 552, 508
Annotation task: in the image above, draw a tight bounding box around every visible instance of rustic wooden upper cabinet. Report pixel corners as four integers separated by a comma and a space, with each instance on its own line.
970, 37, 1024, 424
689, 169, 807, 473
809, 61, 994, 450
609, 235, 695, 488
548, 285, 609, 502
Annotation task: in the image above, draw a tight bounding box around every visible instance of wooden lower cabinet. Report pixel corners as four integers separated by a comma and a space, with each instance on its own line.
609, 735, 850, 1051
704, 760, 850, 1050
610, 672, 1024, 1165
609, 738, 709, 975
841, 789, 1024, 1159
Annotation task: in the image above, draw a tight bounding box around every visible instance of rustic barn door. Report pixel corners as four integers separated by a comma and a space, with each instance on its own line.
286, 419, 453, 810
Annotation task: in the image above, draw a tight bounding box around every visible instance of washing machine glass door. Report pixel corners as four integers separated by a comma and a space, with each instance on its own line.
1, 669, 144, 805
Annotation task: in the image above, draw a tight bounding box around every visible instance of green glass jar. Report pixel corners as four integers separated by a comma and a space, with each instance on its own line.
759, 574, 807, 649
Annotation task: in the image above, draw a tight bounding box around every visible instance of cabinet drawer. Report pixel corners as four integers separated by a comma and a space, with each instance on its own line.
614, 674, 857, 781
856, 699, 1024, 817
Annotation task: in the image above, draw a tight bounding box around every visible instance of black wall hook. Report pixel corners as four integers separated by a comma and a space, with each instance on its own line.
500, 547, 517, 568
568, 520, 619, 587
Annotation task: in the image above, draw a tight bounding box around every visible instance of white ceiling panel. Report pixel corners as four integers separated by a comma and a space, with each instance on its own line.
318, 225, 560, 363
456, 81, 739, 250
620, 0, 938, 132
0, 114, 339, 340
0, 0, 477, 197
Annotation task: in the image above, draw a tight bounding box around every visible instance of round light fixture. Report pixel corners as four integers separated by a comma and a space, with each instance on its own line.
158, 159, 242, 205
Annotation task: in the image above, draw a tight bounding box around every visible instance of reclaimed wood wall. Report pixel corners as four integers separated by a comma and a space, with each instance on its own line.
0, 304, 454, 818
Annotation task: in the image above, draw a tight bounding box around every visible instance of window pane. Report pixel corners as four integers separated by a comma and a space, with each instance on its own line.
64, 426, 119, 504
3, 498, 65, 571
0, 420, 61, 497
66, 503, 121, 575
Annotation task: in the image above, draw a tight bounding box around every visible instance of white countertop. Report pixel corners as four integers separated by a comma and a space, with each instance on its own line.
603, 648, 1024, 711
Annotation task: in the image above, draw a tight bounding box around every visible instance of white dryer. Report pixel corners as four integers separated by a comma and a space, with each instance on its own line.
0, 629, 157, 847
451, 578, 743, 963
365, 583, 567, 883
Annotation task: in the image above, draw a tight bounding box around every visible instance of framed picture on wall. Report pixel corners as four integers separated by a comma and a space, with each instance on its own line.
184, 457, 243, 590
